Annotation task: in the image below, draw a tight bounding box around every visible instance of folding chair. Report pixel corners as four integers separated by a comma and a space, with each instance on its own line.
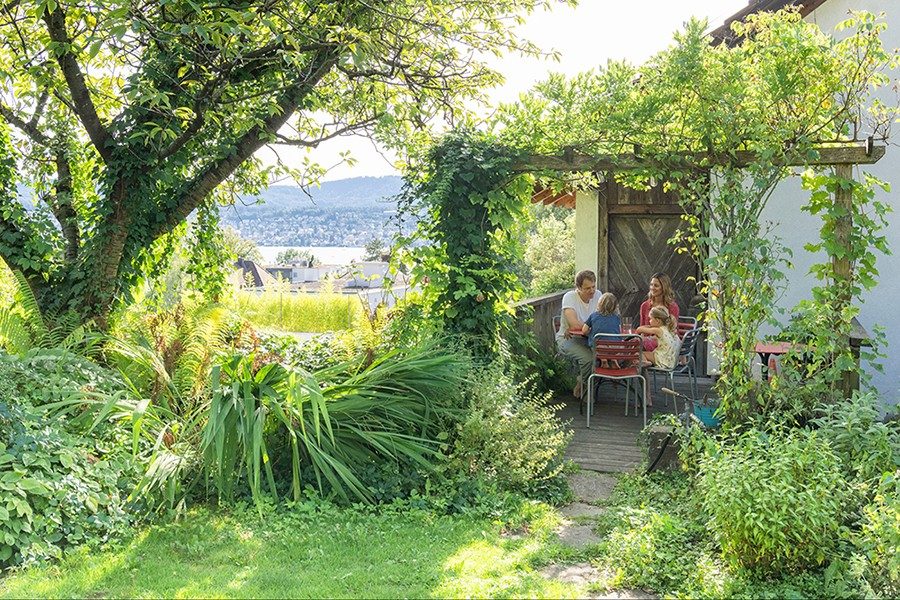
648, 328, 702, 414
587, 334, 647, 428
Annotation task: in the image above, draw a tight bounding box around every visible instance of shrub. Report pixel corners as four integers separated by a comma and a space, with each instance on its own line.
521, 206, 575, 296
201, 343, 469, 505
812, 393, 900, 485
447, 363, 571, 501
698, 428, 850, 572
852, 472, 900, 598
0, 353, 139, 568
245, 330, 354, 373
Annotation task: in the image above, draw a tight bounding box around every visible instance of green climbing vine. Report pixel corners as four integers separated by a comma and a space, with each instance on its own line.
397, 130, 532, 357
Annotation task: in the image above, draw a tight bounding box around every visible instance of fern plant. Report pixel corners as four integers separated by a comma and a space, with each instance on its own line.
106, 301, 238, 411
0, 259, 88, 355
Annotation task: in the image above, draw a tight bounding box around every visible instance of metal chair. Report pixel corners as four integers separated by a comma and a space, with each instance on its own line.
553, 315, 585, 412
649, 327, 701, 412
587, 334, 647, 428
677, 316, 697, 338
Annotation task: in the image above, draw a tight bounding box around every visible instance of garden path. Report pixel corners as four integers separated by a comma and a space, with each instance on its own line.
539, 471, 658, 599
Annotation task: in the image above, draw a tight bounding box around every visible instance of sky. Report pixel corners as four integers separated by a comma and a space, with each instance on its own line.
265, 0, 749, 182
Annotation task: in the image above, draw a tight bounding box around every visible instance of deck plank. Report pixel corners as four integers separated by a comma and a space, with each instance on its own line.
553, 375, 715, 473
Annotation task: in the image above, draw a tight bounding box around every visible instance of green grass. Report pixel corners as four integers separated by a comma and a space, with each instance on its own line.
235, 290, 364, 333
0, 502, 581, 599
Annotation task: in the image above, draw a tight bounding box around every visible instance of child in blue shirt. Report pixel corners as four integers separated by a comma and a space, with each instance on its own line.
582, 293, 622, 360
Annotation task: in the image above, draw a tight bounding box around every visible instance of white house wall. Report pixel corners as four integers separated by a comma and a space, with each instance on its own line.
575, 189, 600, 278
758, 0, 900, 402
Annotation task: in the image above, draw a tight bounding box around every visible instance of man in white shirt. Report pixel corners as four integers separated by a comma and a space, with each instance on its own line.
556, 270, 602, 399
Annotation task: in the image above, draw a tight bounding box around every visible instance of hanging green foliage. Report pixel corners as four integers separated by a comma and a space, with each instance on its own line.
397, 130, 532, 356
495, 9, 897, 423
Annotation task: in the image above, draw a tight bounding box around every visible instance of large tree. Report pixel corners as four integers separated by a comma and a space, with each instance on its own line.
0, 0, 560, 326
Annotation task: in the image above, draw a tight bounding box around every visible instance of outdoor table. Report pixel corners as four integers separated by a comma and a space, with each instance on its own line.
754, 341, 793, 379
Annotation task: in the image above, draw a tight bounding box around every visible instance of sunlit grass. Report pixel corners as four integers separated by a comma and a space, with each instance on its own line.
234, 288, 364, 333
0, 503, 582, 599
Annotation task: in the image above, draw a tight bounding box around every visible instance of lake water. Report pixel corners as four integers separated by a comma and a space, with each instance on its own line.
258, 246, 365, 266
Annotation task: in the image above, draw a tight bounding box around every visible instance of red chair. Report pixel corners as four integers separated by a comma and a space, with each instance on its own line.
587, 334, 648, 428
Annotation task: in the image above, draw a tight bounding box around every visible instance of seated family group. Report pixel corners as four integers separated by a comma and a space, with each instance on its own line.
556, 270, 681, 400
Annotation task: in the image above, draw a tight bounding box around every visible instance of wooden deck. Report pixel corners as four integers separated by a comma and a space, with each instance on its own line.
552, 375, 716, 473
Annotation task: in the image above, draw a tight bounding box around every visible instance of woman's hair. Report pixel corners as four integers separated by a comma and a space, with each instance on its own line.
649, 272, 676, 307
649, 305, 677, 334
597, 292, 619, 316
575, 269, 597, 288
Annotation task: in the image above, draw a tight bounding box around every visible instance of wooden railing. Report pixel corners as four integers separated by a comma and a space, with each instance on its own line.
513, 290, 566, 354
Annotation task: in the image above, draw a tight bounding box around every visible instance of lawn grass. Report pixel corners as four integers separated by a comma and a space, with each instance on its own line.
0, 502, 581, 599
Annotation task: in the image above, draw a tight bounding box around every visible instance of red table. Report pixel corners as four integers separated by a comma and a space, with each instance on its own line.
754, 341, 793, 379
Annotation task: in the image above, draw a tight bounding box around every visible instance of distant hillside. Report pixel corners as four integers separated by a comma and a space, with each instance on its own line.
235, 176, 403, 210
222, 175, 408, 246
15, 175, 411, 247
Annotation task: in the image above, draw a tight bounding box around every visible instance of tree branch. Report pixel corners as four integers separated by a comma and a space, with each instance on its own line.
27, 89, 49, 130
274, 116, 382, 148
0, 102, 50, 145
153, 47, 342, 238
43, 6, 114, 161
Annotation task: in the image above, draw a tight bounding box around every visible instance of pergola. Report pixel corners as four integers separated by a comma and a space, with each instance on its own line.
517, 142, 883, 391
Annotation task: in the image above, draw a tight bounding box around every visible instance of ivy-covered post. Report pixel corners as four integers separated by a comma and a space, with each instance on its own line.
832, 164, 855, 397
399, 130, 531, 357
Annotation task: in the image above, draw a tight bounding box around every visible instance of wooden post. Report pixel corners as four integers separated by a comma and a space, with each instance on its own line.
833, 163, 854, 397
597, 182, 609, 292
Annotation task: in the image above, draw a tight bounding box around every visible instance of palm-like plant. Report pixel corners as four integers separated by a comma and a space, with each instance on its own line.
202, 344, 468, 505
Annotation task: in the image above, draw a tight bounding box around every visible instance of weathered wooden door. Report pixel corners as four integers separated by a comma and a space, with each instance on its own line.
608, 215, 698, 322
598, 178, 699, 323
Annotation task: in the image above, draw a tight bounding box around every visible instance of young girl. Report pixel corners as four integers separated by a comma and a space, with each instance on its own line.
640, 272, 680, 352
636, 305, 679, 370
582, 292, 621, 347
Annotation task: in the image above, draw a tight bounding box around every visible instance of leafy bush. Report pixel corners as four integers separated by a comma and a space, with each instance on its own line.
235, 288, 363, 333
698, 428, 850, 572
0, 353, 139, 568
447, 362, 571, 500
244, 330, 354, 373
812, 393, 900, 484
852, 472, 900, 598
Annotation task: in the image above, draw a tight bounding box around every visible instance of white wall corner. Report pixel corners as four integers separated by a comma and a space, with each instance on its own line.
574, 189, 600, 277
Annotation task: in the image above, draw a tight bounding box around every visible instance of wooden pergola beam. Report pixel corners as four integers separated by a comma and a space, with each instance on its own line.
513, 144, 885, 172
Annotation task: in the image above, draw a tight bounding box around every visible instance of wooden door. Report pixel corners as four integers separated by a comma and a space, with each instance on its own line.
605, 217, 699, 323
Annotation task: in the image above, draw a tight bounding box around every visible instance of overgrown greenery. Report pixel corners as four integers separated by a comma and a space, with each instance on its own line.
520, 204, 575, 296
496, 8, 897, 423
234, 287, 363, 333
0, 352, 140, 568
398, 130, 532, 356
